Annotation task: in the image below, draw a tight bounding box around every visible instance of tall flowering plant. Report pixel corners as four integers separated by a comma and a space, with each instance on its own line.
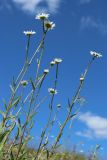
0, 13, 102, 160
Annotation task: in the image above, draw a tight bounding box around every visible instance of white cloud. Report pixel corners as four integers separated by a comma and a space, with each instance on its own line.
12, 0, 61, 14
80, 16, 107, 35
76, 112, 107, 139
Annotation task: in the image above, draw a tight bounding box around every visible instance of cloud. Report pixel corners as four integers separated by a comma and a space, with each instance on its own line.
76, 112, 107, 139
80, 16, 107, 35
12, 0, 61, 14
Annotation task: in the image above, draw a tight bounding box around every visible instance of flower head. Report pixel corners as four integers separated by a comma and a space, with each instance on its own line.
23, 31, 36, 36
80, 74, 84, 82
44, 69, 49, 74
48, 88, 57, 95
20, 80, 28, 87
54, 58, 62, 64
36, 13, 49, 20
80, 77, 84, 82
50, 61, 56, 66
57, 104, 61, 109
90, 51, 102, 58
44, 21, 55, 30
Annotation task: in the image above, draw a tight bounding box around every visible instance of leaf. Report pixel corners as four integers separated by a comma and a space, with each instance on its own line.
96, 144, 101, 150
2, 99, 7, 110
10, 85, 15, 94
0, 131, 9, 143
28, 111, 37, 122
15, 118, 22, 139
10, 150, 14, 160
0, 130, 10, 151
68, 98, 71, 108
12, 96, 21, 107
30, 78, 35, 90
0, 110, 5, 118
68, 114, 76, 120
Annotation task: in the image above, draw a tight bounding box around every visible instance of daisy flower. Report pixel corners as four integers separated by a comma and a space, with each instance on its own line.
90, 51, 102, 58
50, 61, 56, 66
44, 21, 55, 30
44, 69, 49, 74
23, 31, 36, 36
20, 80, 28, 87
36, 13, 49, 20
48, 88, 57, 95
54, 58, 62, 64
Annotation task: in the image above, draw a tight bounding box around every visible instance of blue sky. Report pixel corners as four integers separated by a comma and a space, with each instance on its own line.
0, 0, 107, 158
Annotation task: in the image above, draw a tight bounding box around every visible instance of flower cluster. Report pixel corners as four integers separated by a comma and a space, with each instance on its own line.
50, 58, 62, 66
36, 13, 55, 31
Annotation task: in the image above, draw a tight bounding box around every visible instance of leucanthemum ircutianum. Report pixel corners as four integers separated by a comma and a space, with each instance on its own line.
36, 13, 55, 32
23, 30, 36, 36
54, 58, 62, 64
20, 80, 28, 87
44, 69, 49, 74
90, 51, 102, 58
48, 88, 57, 95
35, 13, 49, 20
44, 21, 55, 31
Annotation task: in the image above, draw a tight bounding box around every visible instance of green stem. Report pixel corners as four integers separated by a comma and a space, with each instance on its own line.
49, 57, 95, 158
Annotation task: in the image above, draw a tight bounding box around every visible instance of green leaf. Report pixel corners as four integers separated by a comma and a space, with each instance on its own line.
2, 99, 7, 110
10, 85, 15, 94
30, 78, 35, 90
0, 130, 9, 143
10, 150, 14, 160
28, 111, 37, 122
96, 144, 101, 150
0, 130, 9, 151
12, 96, 21, 107
69, 114, 76, 120
0, 110, 5, 118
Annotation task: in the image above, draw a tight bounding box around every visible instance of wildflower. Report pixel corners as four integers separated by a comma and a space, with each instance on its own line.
20, 80, 28, 87
44, 69, 49, 74
23, 30, 36, 36
54, 58, 62, 64
90, 51, 102, 58
36, 13, 49, 20
50, 61, 56, 66
48, 88, 57, 95
80, 75, 84, 82
57, 104, 61, 109
44, 21, 55, 30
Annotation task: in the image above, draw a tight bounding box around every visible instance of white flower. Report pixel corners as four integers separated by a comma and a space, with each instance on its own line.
57, 104, 61, 109
80, 76, 84, 82
90, 51, 102, 58
48, 88, 57, 95
20, 80, 28, 87
23, 31, 36, 36
50, 61, 56, 66
44, 21, 55, 30
54, 58, 62, 64
36, 13, 49, 20
44, 69, 49, 74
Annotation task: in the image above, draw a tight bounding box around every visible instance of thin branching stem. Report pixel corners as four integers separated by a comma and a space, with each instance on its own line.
49, 57, 95, 158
